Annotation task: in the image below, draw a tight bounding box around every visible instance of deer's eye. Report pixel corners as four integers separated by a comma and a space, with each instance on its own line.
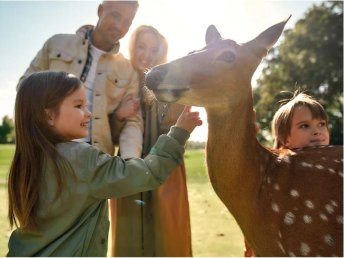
218, 51, 235, 63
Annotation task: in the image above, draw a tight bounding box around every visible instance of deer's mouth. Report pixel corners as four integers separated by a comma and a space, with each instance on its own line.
152, 88, 190, 103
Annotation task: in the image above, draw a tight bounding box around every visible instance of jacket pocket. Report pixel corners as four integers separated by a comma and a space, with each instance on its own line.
105, 74, 128, 100
48, 50, 74, 70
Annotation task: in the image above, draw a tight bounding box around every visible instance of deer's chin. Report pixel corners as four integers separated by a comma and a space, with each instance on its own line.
152, 88, 189, 103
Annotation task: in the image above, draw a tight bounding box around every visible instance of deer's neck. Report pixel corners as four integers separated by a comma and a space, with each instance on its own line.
205, 94, 270, 218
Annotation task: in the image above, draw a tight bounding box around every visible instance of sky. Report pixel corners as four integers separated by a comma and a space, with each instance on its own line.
0, 0, 321, 141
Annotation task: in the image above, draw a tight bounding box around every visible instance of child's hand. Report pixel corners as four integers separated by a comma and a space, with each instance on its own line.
175, 106, 203, 133
115, 95, 139, 121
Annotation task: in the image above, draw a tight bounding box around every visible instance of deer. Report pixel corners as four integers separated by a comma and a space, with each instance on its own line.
145, 17, 343, 256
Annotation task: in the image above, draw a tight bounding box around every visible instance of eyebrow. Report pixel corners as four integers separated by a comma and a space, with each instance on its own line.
295, 120, 309, 126
73, 98, 85, 104
295, 118, 325, 126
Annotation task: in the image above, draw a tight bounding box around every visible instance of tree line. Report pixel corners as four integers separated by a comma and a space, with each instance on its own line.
0, 2, 342, 146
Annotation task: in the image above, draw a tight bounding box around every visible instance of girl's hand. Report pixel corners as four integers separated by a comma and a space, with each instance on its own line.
175, 106, 203, 133
115, 95, 139, 121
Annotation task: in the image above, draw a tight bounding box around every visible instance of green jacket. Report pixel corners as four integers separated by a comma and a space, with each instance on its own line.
7, 127, 189, 257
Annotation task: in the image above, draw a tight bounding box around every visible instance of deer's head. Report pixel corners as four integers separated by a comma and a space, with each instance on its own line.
145, 17, 290, 109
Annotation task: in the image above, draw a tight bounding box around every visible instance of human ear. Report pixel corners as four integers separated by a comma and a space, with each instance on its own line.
45, 109, 55, 126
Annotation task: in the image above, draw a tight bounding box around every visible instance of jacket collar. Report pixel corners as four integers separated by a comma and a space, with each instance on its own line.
76, 25, 120, 55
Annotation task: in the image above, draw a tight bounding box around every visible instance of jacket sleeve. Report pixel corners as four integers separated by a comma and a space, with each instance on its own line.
79, 126, 189, 199
117, 70, 144, 159
17, 37, 51, 90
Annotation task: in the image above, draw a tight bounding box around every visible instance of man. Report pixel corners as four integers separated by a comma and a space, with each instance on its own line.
17, 1, 142, 255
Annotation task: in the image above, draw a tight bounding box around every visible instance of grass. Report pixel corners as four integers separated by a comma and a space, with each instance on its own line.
0, 145, 14, 181
0, 145, 244, 257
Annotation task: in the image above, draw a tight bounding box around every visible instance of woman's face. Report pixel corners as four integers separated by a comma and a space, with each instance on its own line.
132, 31, 160, 72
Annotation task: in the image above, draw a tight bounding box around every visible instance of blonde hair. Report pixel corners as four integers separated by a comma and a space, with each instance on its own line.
128, 25, 168, 71
272, 91, 328, 149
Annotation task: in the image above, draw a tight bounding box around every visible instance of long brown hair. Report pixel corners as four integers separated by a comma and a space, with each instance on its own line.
8, 71, 82, 231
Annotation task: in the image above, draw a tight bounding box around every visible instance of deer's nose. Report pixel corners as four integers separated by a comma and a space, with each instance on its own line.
145, 67, 167, 90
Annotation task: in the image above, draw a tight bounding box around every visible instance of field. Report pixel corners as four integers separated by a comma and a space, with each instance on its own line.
0, 145, 244, 256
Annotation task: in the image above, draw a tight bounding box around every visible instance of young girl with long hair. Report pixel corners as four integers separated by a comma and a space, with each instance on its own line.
7, 71, 202, 256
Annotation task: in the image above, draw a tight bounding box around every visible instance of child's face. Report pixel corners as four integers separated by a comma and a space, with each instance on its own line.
47, 87, 91, 141
285, 106, 330, 149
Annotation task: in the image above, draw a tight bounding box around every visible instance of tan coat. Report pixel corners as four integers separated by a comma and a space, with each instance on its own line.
17, 25, 143, 158
110, 95, 192, 256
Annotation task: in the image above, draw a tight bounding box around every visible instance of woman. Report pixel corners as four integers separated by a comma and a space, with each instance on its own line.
110, 25, 193, 257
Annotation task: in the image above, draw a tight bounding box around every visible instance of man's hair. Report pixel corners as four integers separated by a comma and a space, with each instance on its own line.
102, 1, 139, 9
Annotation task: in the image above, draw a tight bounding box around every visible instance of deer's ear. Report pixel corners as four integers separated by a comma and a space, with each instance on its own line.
244, 15, 291, 58
206, 25, 222, 45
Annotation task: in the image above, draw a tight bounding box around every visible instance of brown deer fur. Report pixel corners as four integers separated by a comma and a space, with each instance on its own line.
145, 18, 343, 256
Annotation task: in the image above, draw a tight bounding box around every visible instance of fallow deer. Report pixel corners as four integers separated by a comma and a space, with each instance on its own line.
145, 18, 343, 256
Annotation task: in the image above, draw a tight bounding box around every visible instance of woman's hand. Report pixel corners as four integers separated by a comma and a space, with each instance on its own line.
115, 95, 139, 121
175, 106, 203, 133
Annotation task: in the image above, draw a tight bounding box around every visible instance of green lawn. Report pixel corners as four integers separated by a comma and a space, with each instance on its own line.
0, 145, 244, 256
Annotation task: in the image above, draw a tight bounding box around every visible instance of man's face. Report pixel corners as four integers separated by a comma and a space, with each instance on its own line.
97, 2, 137, 46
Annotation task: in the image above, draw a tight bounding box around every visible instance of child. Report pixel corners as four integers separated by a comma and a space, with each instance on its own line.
244, 92, 330, 257
272, 91, 330, 149
7, 71, 202, 256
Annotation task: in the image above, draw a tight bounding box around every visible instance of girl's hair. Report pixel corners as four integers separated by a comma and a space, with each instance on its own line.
8, 71, 82, 231
272, 91, 328, 149
128, 25, 168, 70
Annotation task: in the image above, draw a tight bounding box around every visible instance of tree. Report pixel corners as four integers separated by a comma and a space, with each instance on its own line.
254, 1, 343, 146
0, 116, 15, 143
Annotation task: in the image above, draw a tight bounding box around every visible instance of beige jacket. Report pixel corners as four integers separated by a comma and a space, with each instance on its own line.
17, 25, 143, 158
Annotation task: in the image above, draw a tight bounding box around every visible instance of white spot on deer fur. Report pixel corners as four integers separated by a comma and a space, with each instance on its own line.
277, 241, 286, 254
330, 200, 338, 207
321, 157, 327, 161
320, 213, 328, 221
301, 162, 313, 168
303, 215, 312, 224
328, 168, 335, 174
338, 171, 343, 177
325, 204, 334, 214
290, 189, 299, 198
300, 242, 311, 256
274, 184, 280, 191
267, 177, 271, 184
315, 164, 324, 170
334, 159, 340, 163
278, 231, 282, 238
284, 212, 295, 225
272, 202, 279, 213
305, 200, 314, 209
323, 234, 335, 246
336, 216, 343, 224
288, 251, 296, 256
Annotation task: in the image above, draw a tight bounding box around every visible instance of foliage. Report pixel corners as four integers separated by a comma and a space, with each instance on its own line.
254, 1, 343, 145
0, 116, 14, 144
186, 140, 206, 149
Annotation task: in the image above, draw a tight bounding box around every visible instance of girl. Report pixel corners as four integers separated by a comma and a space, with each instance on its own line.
244, 92, 330, 257
272, 91, 330, 149
7, 71, 202, 256
110, 25, 192, 257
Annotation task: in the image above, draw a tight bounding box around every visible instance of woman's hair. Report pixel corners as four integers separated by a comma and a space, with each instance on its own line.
8, 71, 82, 231
128, 25, 168, 70
272, 91, 328, 149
